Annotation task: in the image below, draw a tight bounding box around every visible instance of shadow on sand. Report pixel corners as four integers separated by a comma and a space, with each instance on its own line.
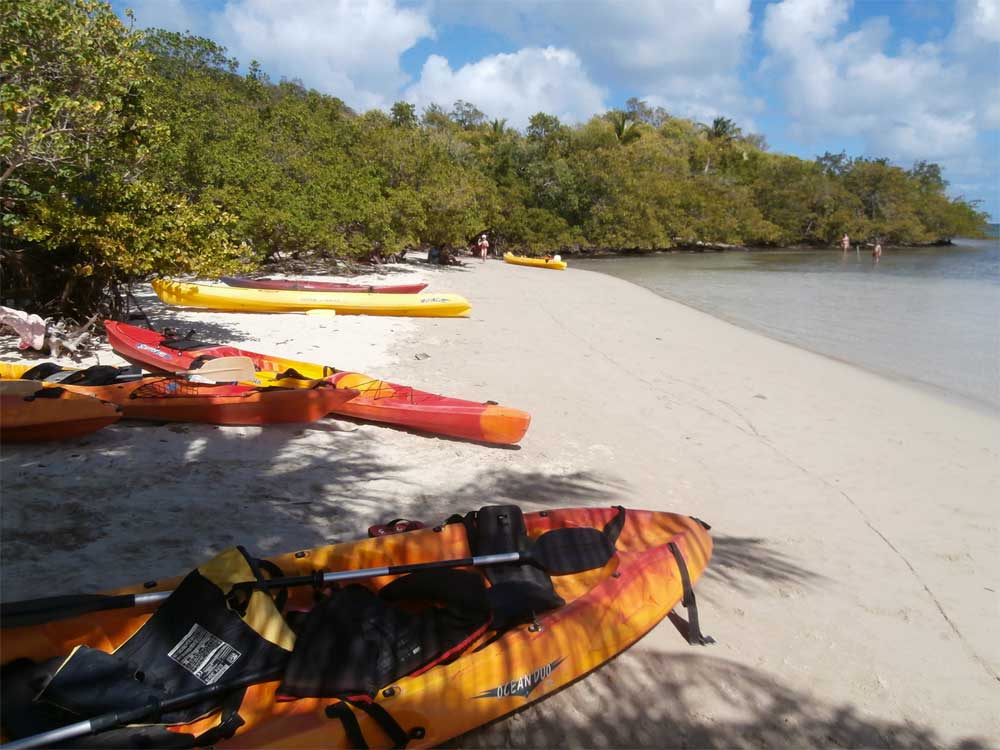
0, 425, 629, 599
708, 534, 824, 592
450, 650, 989, 749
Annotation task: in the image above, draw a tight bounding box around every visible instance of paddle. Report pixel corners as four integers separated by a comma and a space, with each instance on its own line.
2, 358, 256, 393
1, 667, 282, 750
0, 380, 47, 396
1, 526, 615, 629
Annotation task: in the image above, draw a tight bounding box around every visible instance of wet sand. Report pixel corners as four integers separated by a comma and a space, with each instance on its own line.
2, 257, 998, 747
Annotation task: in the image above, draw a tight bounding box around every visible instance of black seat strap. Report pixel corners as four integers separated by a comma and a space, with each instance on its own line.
325, 699, 414, 749
194, 687, 247, 746
603, 506, 626, 545
325, 702, 368, 749
667, 542, 714, 646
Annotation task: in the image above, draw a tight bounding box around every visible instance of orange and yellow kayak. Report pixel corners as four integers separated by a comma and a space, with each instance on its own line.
0, 384, 121, 442
0, 362, 353, 426
0, 506, 712, 748
105, 322, 530, 444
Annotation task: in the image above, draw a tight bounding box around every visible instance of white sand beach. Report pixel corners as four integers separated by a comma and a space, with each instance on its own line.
2, 257, 998, 747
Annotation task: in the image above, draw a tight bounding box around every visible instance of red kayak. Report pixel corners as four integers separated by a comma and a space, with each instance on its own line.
105, 322, 531, 445
220, 277, 428, 294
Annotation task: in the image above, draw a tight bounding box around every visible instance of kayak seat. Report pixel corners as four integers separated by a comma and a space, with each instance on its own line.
20, 363, 140, 386
0, 547, 294, 747
159, 336, 213, 352
278, 568, 490, 700
461, 505, 566, 628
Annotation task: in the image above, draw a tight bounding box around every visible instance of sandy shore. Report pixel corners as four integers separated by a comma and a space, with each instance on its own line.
2, 258, 998, 747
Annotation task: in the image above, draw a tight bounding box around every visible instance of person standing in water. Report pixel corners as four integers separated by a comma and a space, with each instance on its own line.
841, 233, 851, 253
873, 238, 882, 263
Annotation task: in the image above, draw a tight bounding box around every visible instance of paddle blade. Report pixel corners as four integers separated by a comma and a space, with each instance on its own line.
0, 380, 45, 396
182, 356, 258, 383
529, 527, 616, 575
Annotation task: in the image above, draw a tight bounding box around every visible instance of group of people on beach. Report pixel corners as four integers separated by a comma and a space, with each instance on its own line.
841, 233, 882, 263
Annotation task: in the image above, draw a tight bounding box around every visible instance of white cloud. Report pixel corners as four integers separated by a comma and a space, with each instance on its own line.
430, 0, 757, 126
211, 0, 433, 110
953, 0, 1000, 43
761, 0, 989, 160
403, 47, 607, 128
640, 75, 765, 131
437, 0, 751, 81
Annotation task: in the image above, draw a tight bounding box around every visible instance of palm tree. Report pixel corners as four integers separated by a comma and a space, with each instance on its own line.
707, 116, 740, 142
605, 110, 641, 144
487, 118, 509, 143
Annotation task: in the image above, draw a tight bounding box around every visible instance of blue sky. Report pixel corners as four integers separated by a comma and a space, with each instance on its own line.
114, 0, 1000, 219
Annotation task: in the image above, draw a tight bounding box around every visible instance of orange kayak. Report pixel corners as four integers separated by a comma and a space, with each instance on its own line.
0, 385, 121, 442
0, 506, 712, 748
105, 321, 531, 444
0, 362, 353, 426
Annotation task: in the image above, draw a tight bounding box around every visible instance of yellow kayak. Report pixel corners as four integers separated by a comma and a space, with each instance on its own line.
152, 280, 471, 317
503, 253, 567, 271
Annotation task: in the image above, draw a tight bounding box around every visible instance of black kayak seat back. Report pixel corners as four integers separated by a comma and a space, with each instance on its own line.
464, 505, 565, 627
20, 363, 138, 386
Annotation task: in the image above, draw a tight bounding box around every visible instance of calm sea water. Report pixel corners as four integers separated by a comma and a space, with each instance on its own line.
576, 239, 1000, 410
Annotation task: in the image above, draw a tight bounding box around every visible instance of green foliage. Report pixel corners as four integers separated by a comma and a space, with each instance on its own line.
450, 100, 486, 130
604, 110, 642, 145
0, 0, 241, 317
2, 14, 988, 317
390, 101, 417, 128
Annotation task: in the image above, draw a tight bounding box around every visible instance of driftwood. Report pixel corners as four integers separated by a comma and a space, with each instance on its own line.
0, 307, 101, 359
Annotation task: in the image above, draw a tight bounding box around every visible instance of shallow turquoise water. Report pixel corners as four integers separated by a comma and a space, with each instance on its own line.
576, 239, 1000, 409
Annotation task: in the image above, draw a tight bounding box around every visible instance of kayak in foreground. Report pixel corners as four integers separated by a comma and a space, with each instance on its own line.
503, 253, 567, 270
0, 382, 121, 442
153, 279, 470, 317
0, 505, 713, 749
0, 362, 354, 426
221, 277, 428, 294
105, 321, 530, 444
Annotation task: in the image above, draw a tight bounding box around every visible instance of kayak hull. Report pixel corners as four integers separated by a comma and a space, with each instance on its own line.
0, 507, 712, 749
0, 363, 354, 426
221, 277, 428, 294
503, 253, 567, 270
105, 322, 531, 444
0, 387, 121, 442
153, 279, 470, 317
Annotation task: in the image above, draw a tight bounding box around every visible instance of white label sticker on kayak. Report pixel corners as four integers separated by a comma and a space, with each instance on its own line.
167, 623, 241, 684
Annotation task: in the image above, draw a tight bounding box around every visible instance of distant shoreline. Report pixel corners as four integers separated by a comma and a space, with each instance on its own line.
564, 239, 971, 259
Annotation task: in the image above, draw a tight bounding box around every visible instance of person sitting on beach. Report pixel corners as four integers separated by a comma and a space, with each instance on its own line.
439, 247, 464, 267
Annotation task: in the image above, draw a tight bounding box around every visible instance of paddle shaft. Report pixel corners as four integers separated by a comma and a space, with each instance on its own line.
1, 668, 282, 750
2, 551, 525, 626
2, 523, 617, 628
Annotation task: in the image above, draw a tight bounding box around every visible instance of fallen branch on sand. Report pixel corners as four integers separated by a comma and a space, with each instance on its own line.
0, 306, 101, 358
